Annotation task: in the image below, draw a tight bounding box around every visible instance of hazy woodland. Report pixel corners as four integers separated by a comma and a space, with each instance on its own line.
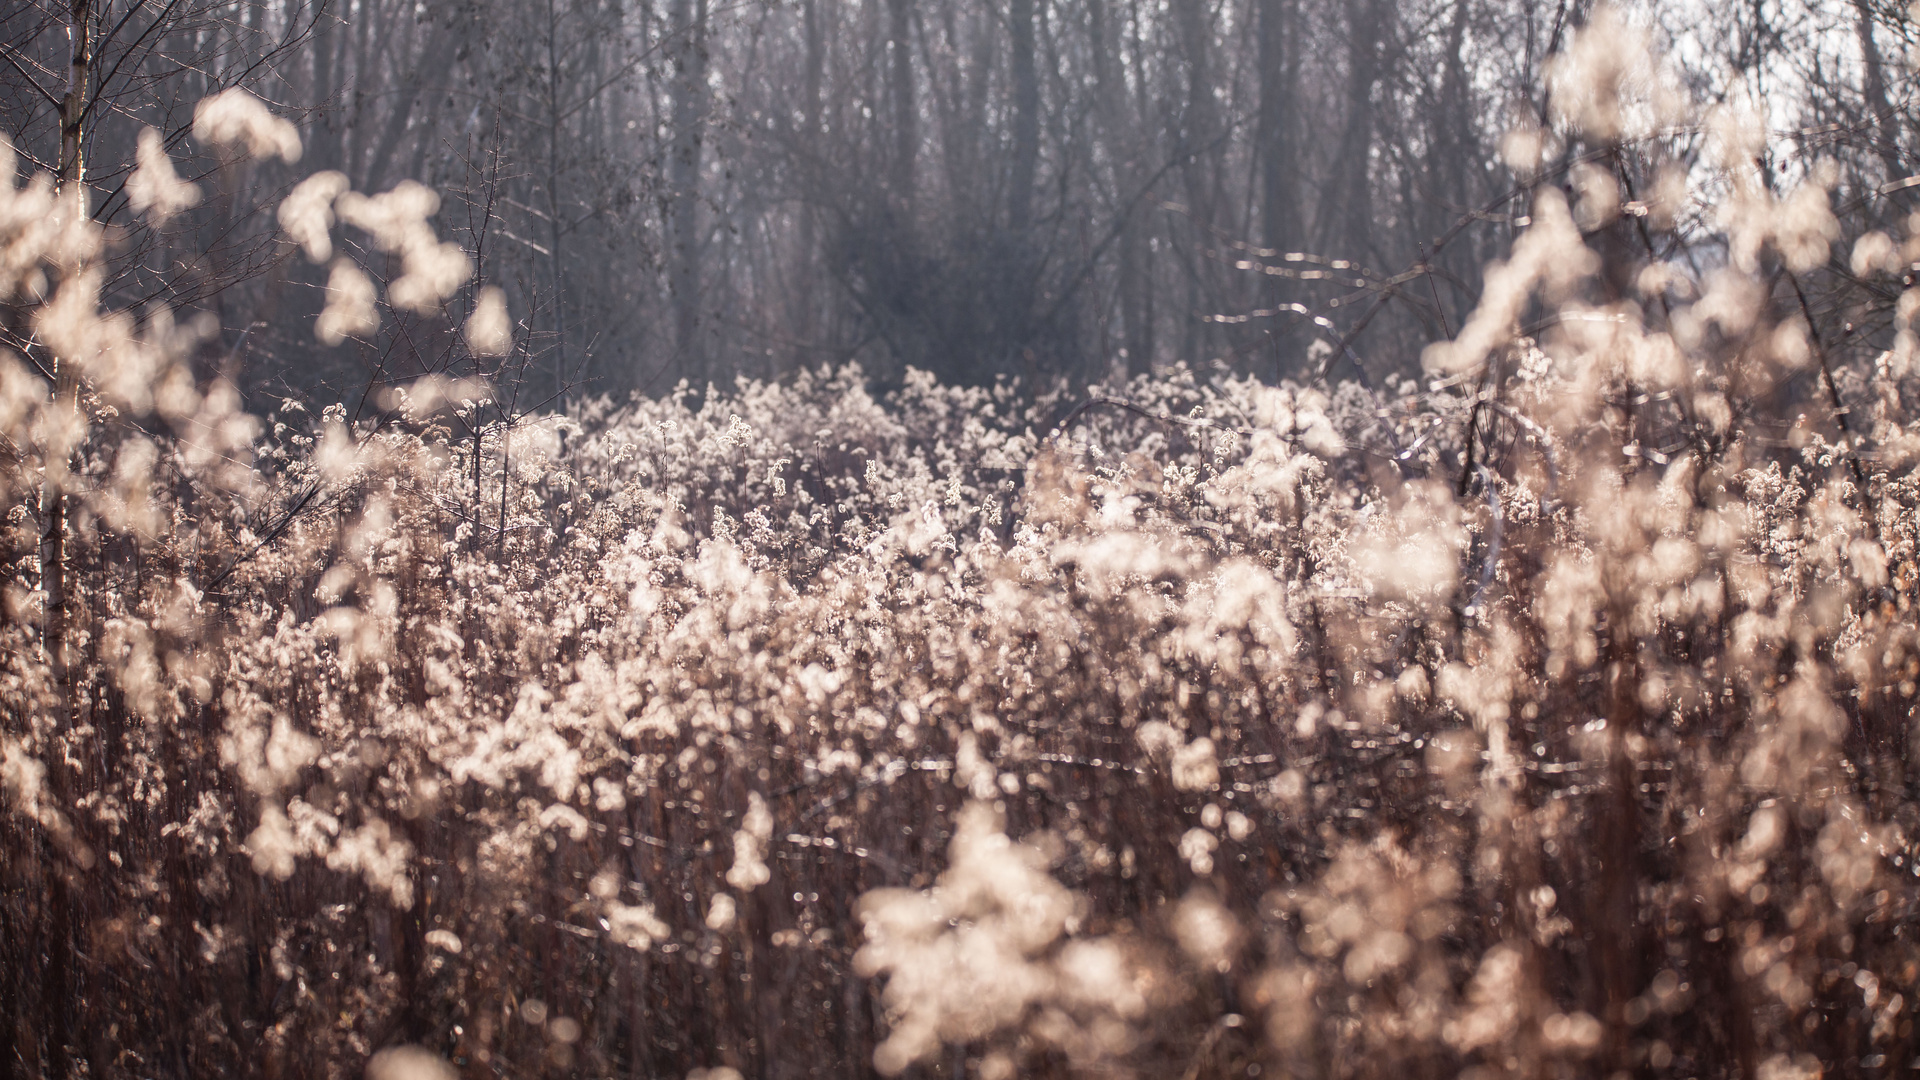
5, 0, 1920, 1077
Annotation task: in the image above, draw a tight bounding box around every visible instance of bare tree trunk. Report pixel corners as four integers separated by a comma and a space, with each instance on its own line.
1854, 0, 1906, 196
667, 0, 710, 384
1118, 223, 1155, 378
1256, 0, 1298, 257
546, 0, 570, 375
1007, 0, 1038, 235
1437, 0, 1471, 214
791, 0, 825, 358
308, 0, 341, 171
45, 0, 90, 730
347, 0, 376, 183
803, 0, 823, 130
1256, 0, 1299, 375
1088, 0, 1153, 377
360, 14, 457, 194
1427, 0, 1473, 326
41, 8, 90, 1071
1595, 597, 1648, 1073
1326, 0, 1383, 261
1173, 0, 1221, 366
887, 0, 914, 204
1090, 0, 1144, 376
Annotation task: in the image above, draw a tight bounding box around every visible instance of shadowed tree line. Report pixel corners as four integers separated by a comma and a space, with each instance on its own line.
4, 0, 1915, 406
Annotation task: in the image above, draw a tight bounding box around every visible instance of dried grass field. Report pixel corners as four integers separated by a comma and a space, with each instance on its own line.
5, 11, 1920, 1080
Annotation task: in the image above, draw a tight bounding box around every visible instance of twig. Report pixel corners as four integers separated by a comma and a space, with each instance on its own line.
1465, 463, 1503, 620
1178, 1014, 1243, 1080
1483, 400, 1561, 513
1046, 393, 1254, 443
201, 481, 324, 592
1787, 271, 1879, 537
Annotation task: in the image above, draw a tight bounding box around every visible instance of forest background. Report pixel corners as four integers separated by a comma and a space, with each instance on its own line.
1, 0, 1908, 404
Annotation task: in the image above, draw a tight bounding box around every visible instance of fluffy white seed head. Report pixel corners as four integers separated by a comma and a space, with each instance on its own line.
278, 170, 350, 262
192, 88, 302, 163
466, 285, 513, 356
316, 258, 379, 345
127, 128, 201, 226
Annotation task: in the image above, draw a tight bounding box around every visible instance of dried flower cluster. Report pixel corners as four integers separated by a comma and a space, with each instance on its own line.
4, 19, 1920, 1080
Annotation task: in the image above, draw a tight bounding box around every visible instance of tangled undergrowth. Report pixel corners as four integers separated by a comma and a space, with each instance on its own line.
6, 13, 1920, 1080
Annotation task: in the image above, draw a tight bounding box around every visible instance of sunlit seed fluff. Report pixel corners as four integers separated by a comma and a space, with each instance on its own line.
192, 88, 303, 163
466, 285, 513, 356
277, 170, 350, 263
315, 258, 379, 345
126, 128, 200, 226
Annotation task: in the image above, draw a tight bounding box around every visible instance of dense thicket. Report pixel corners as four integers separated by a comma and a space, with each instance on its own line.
6, 4, 1920, 1080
